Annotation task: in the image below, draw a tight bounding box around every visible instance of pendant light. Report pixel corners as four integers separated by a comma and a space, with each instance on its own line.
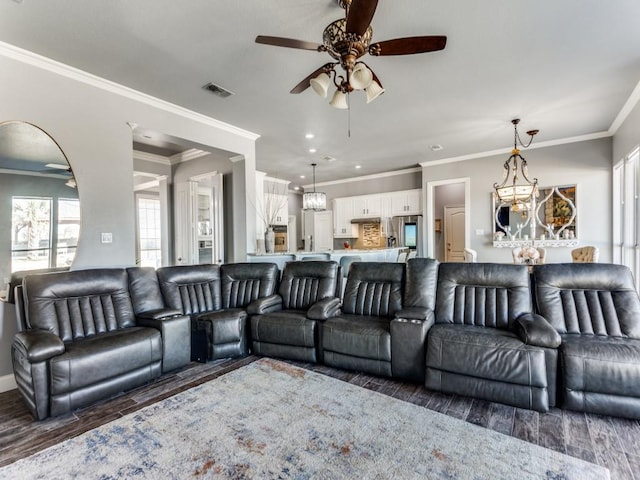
302, 163, 327, 211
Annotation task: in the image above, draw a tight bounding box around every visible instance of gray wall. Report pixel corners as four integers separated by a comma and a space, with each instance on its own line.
613, 99, 640, 163
0, 50, 258, 381
318, 169, 421, 201
422, 137, 613, 264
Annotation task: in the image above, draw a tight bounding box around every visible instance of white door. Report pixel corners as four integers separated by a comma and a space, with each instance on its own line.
288, 214, 297, 252
174, 181, 198, 265
444, 205, 465, 262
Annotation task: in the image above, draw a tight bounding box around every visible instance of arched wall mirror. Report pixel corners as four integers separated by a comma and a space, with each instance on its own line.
0, 121, 80, 297
492, 184, 578, 248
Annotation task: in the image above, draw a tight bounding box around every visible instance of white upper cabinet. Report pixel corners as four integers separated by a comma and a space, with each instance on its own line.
389, 189, 422, 216
352, 195, 383, 217
266, 193, 288, 226
333, 198, 359, 238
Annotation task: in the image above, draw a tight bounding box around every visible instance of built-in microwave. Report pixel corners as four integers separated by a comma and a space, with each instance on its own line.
272, 225, 288, 252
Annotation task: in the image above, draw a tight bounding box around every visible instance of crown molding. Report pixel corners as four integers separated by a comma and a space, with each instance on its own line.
304, 166, 422, 188
0, 41, 260, 142
133, 150, 171, 165
170, 148, 210, 165
420, 131, 611, 168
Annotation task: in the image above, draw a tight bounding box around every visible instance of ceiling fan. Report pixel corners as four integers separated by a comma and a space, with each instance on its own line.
255, 0, 447, 108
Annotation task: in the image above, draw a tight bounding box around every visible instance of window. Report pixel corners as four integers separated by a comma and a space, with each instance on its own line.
11, 197, 52, 271
10, 196, 80, 273
137, 195, 162, 268
613, 147, 640, 290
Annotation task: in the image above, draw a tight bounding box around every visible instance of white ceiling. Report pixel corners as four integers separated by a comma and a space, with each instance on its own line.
1, 0, 639, 188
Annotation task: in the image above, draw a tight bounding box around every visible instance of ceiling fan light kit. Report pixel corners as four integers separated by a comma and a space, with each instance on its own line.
255, 0, 446, 108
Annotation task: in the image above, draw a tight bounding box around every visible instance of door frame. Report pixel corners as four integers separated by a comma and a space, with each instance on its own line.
425, 177, 470, 259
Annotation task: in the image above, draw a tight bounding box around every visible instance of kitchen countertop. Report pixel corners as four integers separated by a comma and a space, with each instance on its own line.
246, 248, 403, 267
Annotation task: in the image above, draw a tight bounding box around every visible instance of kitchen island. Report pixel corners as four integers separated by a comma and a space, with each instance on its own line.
246, 248, 404, 270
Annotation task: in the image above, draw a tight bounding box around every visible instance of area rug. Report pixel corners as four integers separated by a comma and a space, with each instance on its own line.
0, 358, 608, 480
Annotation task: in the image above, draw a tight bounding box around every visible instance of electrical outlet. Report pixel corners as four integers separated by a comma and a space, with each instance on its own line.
101, 232, 113, 244
475, 229, 485, 236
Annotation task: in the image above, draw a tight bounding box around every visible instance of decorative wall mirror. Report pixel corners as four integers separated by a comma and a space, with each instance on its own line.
492, 184, 577, 247
0, 121, 80, 296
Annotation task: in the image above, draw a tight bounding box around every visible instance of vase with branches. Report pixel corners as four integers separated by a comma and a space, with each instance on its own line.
255, 181, 288, 253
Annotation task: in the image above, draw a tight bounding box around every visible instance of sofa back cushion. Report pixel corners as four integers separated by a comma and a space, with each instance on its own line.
279, 261, 339, 310
157, 265, 222, 315
534, 263, 640, 338
23, 268, 136, 342
404, 258, 439, 310
342, 262, 405, 317
436, 263, 531, 329
220, 262, 279, 309
126, 267, 166, 315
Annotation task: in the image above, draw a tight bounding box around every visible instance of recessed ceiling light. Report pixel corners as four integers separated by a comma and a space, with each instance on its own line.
305, 133, 315, 139
355, 165, 362, 169
300, 175, 305, 179
430, 144, 444, 152
293, 186, 300, 191
309, 148, 317, 153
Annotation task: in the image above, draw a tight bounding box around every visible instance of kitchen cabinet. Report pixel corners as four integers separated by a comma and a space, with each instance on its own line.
333, 198, 359, 238
266, 193, 288, 226
304, 210, 333, 252
389, 189, 422, 216
352, 195, 383, 217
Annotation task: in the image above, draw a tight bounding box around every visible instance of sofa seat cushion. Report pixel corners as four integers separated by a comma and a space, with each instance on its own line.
322, 315, 391, 362
50, 327, 162, 395
251, 310, 315, 348
561, 335, 640, 397
427, 324, 548, 388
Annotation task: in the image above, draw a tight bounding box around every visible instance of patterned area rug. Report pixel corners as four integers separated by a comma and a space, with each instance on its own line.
1, 358, 609, 479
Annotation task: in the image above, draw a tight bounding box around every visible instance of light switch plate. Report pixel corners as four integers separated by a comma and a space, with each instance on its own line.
101, 232, 113, 244
475, 229, 485, 236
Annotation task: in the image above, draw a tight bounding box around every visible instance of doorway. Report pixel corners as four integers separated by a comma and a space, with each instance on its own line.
426, 177, 470, 261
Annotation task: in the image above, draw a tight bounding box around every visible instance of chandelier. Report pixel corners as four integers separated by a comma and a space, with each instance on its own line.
493, 119, 539, 211
303, 163, 327, 211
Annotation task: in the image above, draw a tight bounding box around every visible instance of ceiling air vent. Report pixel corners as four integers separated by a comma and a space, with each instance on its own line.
202, 82, 234, 98
322, 155, 337, 163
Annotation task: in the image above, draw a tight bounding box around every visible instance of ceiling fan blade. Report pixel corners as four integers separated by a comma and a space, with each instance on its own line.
255, 35, 322, 51
290, 64, 334, 94
369, 36, 447, 56
345, 0, 379, 36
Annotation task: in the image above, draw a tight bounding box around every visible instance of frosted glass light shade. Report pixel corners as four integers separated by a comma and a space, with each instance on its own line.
365, 79, 385, 103
310, 72, 331, 98
330, 89, 349, 109
350, 63, 373, 90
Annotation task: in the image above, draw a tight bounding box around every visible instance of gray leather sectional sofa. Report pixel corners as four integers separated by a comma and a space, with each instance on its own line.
11, 259, 640, 421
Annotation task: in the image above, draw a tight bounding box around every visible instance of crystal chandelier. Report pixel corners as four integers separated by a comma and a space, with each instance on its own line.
303, 163, 327, 211
493, 119, 539, 211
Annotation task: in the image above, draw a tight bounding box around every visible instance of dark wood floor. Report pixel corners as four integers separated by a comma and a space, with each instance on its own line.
1, 356, 638, 479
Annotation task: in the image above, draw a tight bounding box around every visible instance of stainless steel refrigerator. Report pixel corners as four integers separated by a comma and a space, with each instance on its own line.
391, 215, 423, 257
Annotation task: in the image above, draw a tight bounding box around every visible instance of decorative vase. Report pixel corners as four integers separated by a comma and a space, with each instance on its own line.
265, 227, 275, 254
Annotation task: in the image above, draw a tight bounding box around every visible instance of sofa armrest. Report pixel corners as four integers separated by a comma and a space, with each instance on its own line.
247, 294, 283, 315
137, 315, 191, 372
13, 330, 65, 363
307, 297, 341, 321
514, 313, 561, 348
394, 307, 434, 323
391, 309, 435, 382
136, 308, 184, 320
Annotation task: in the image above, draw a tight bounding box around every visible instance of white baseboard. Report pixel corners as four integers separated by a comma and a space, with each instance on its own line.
0, 373, 16, 393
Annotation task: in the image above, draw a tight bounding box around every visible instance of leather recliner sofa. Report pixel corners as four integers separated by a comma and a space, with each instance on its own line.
320, 259, 439, 382
11, 268, 190, 420
249, 261, 341, 363
533, 263, 640, 419
156, 263, 279, 361
425, 263, 561, 412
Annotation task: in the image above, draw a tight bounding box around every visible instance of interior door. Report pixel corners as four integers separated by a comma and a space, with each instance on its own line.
444, 205, 465, 262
